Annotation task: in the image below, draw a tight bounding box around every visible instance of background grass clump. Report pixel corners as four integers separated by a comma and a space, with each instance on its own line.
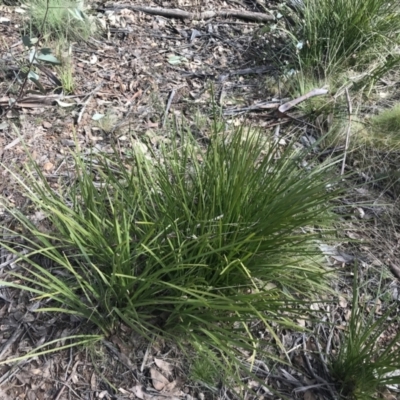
370, 104, 400, 143
25, 0, 95, 41
343, 106, 400, 196
289, 0, 400, 79
329, 269, 400, 399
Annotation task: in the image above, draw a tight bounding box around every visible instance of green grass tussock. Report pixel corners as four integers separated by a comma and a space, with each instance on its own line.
287, 0, 400, 81
370, 104, 400, 142
329, 268, 400, 399
1, 124, 343, 386
26, 0, 94, 41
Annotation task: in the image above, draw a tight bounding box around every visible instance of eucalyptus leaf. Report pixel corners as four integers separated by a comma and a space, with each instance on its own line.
22, 35, 34, 48
28, 70, 39, 81
28, 48, 37, 64
36, 49, 60, 65
55, 99, 76, 107
167, 55, 188, 65
0, 122, 9, 130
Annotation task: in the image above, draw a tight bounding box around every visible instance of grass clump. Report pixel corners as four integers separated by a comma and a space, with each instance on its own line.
1, 123, 343, 385
26, 0, 95, 41
330, 268, 400, 399
287, 0, 400, 81
55, 57, 75, 93
370, 104, 400, 144
346, 106, 400, 195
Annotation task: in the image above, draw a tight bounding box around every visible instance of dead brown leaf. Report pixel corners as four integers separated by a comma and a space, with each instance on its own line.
150, 368, 169, 391
130, 385, 145, 399
339, 295, 347, 308
90, 372, 97, 391
154, 358, 173, 377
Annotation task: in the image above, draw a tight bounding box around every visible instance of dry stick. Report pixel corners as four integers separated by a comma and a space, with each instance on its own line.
389, 261, 400, 280
341, 88, 352, 175
163, 89, 176, 128
53, 361, 80, 400
0, 360, 29, 385
0, 249, 29, 268
278, 88, 329, 114
325, 324, 335, 358
228, 65, 276, 76
140, 343, 151, 373
224, 100, 280, 115
102, 5, 274, 22
101, 339, 137, 372
302, 334, 337, 399
54, 382, 83, 400
0, 94, 82, 109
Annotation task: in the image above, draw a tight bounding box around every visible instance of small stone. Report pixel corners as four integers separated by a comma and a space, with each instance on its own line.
43, 121, 52, 129
355, 207, 365, 219
0, 17, 11, 25
43, 162, 54, 172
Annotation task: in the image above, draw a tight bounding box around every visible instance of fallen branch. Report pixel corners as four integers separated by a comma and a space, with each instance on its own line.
101, 5, 274, 22
224, 100, 280, 115
278, 88, 329, 114
0, 94, 81, 109
389, 261, 400, 280
163, 89, 176, 128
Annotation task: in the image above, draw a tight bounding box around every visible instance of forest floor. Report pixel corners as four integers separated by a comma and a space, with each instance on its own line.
1, 0, 400, 399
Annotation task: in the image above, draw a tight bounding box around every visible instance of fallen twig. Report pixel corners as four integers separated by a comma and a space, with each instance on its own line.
0, 359, 29, 385
302, 334, 338, 399
278, 88, 329, 114
224, 100, 280, 115
0, 94, 81, 109
389, 261, 400, 280
0, 248, 28, 269
228, 65, 276, 77
101, 5, 274, 22
53, 361, 80, 400
341, 88, 352, 175
102, 339, 137, 372
163, 89, 176, 128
